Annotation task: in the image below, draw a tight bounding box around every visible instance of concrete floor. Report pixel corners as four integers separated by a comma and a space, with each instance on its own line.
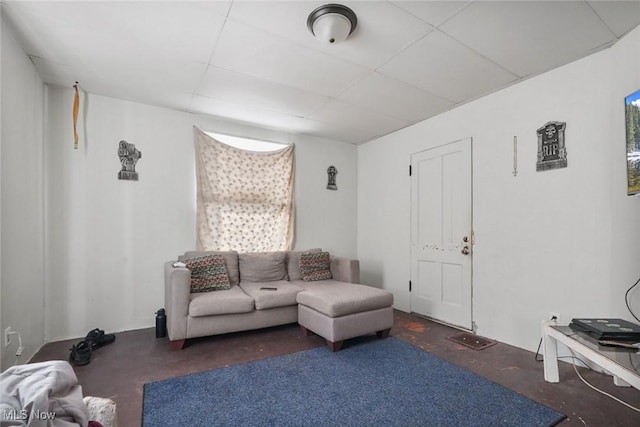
31, 310, 640, 426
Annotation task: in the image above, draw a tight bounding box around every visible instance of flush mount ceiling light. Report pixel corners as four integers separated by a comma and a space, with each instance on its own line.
307, 3, 357, 44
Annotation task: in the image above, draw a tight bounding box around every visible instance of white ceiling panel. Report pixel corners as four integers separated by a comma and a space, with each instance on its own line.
31, 59, 203, 112
311, 124, 374, 144
588, 0, 640, 38
228, 0, 433, 69
338, 72, 455, 122
4, 1, 226, 64
3, 1, 640, 144
211, 19, 371, 97
93, 60, 206, 96
30, 57, 98, 90
191, 94, 319, 134
390, 1, 471, 27
1, 3, 51, 60
198, 66, 329, 117
90, 83, 195, 114
309, 99, 410, 137
440, 1, 615, 78
378, 31, 518, 104
67, 63, 200, 112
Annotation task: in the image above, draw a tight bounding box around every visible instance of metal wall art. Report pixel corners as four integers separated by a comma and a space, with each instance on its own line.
536, 121, 567, 171
118, 140, 142, 181
327, 165, 338, 190
512, 136, 518, 177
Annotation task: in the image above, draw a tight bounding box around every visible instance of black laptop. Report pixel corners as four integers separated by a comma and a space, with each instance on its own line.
569, 318, 640, 341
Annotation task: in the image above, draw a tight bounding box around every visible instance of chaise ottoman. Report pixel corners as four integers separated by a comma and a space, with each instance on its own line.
297, 283, 394, 351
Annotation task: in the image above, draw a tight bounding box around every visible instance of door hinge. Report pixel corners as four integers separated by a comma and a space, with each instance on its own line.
409, 280, 412, 292
409, 165, 412, 176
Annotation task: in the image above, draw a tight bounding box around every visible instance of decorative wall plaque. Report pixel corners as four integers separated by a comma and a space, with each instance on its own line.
118, 140, 142, 181
327, 165, 338, 190
536, 121, 567, 171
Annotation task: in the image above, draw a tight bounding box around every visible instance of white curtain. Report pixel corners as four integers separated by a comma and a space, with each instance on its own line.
193, 126, 295, 252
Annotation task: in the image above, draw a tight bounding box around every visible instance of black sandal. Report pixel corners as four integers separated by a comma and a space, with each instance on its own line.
69, 340, 92, 366
85, 328, 116, 350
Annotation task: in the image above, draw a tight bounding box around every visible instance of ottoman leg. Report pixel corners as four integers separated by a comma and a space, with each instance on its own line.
327, 340, 344, 352
169, 339, 186, 350
300, 325, 313, 336
376, 329, 391, 339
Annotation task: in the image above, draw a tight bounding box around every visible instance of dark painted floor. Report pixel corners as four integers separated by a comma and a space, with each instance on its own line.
31, 310, 639, 426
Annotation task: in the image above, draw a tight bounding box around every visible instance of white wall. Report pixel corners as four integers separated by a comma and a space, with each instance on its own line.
358, 26, 640, 352
1, 16, 46, 371
608, 31, 640, 321
45, 87, 357, 341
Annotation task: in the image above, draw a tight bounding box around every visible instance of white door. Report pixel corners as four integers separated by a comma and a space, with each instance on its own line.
410, 138, 473, 329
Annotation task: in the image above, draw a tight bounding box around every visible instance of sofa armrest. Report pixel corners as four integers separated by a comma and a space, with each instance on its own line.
330, 256, 360, 283
164, 261, 191, 341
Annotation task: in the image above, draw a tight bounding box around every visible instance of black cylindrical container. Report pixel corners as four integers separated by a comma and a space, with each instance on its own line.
155, 308, 167, 338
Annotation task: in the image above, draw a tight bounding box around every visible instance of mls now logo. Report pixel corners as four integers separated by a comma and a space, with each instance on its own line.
1, 409, 56, 421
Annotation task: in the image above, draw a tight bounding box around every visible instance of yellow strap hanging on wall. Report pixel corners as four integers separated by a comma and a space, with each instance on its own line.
73, 82, 79, 149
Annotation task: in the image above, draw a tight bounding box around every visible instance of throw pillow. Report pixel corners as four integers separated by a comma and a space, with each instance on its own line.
184, 251, 240, 286
239, 251, 288, 282
286, 248, 322, 281
185, 254, 231, 293
299, 251, 332, 282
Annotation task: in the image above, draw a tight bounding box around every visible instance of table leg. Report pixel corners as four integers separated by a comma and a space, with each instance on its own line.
613, 376, 631, 387
542, 321, 560, 383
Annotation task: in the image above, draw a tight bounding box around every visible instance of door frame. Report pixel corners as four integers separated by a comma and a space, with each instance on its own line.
409, 137, 474, 331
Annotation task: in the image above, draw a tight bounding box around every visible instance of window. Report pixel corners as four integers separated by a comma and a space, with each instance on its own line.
193, 127, 295, 252
206, 132, 287, 152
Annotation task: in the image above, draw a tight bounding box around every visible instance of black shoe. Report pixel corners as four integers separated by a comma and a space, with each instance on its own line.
85, 328, 116, 350
69, 340, 92, 366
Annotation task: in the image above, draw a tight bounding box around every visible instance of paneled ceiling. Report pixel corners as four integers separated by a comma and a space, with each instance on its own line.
3, 1, 640, 144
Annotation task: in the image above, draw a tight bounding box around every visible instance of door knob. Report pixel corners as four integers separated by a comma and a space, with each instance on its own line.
461, 245, 470, 255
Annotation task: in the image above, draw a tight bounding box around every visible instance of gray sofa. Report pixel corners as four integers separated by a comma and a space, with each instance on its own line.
164, 250, 393, 351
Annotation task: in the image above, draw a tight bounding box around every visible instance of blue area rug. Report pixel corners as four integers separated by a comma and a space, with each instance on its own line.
143, 337, 565, 426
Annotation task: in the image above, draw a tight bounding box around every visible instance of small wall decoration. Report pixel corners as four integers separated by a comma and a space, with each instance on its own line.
512, 136, 518, 177
118, 140, 142, 181
327, 165, 338, 190
536, 121, 567, 171
72, 82, 80, 149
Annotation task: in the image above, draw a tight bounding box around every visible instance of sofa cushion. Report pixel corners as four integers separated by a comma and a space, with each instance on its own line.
239, 281, 304, 310
299, 251, 332, 281
286, 248, 322, 281
296, 283, 393, 318
239, 251, 288, 282
184, 255, 231, 293
189, 286, 255, 317
289, 279, 344, 292
184, 251, 240, 286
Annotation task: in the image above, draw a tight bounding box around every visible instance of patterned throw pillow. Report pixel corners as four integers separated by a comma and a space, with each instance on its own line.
299, 251, 332, 282
286, 248, 322, 281
185, 254, 231, 293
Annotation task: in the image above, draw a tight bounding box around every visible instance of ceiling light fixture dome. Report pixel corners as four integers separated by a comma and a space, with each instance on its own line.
307, 3, 357, 45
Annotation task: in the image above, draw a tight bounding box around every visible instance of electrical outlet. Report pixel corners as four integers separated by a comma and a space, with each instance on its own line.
550, 312, 560, 322
4, 327, 12, 347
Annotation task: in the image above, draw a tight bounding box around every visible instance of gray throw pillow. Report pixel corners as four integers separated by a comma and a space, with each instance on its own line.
239, 251, 288, 282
